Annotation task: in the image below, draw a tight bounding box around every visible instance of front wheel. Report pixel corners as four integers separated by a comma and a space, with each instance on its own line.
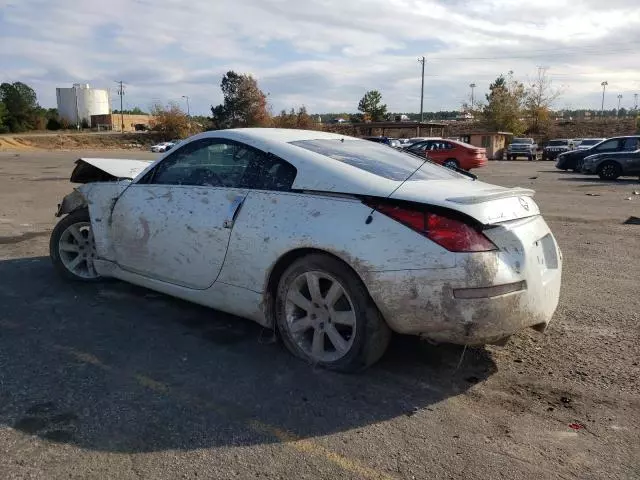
49, 209, 101, 282
275, 254, 391, 372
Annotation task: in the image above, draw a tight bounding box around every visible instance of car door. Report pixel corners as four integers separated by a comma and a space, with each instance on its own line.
427, 141, 450, 163
109, 138, 262, 289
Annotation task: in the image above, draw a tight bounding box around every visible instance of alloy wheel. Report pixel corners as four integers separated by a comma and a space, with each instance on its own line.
284, 271, 356, 363
58, 222, 99, 279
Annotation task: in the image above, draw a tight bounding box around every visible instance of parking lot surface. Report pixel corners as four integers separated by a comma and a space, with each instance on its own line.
0, 150, 638, 479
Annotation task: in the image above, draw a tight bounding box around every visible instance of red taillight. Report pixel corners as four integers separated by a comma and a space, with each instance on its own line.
371, 203, 496, 252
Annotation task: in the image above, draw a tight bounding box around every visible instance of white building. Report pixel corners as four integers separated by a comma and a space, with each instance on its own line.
56, 84, 110, 127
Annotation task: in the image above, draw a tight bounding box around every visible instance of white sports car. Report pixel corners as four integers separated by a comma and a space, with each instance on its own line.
51, 128, 562, 371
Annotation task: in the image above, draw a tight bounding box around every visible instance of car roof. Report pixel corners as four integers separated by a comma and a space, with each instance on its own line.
164, 128, 401, 197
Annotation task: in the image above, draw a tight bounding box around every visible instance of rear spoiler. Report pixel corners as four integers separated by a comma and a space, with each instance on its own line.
446, 188, 535, 205
70, 158, 154, 183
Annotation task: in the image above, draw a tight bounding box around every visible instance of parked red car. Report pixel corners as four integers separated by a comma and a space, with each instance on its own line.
406, 139, 488, 170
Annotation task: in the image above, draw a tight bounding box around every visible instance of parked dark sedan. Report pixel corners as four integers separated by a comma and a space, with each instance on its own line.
555, 136, 640, 171
582, 147, 640, 179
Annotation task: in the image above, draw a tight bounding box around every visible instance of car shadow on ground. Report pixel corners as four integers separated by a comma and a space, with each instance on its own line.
558, 177, 640, 185
0, 256, 496, 453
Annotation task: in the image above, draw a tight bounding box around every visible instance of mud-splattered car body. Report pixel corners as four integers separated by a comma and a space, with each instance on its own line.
54, 128, 562, 351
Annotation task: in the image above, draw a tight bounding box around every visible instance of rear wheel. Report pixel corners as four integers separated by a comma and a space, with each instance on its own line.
598, 162, 622, 180
50, 209, 101, 282
443, 159, 459, 169
275, 254, 391, 372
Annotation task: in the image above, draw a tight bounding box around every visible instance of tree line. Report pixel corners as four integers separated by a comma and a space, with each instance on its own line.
3, 70, 637, 137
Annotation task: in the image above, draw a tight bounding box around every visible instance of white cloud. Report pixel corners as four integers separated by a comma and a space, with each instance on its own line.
1, 0, 639, 113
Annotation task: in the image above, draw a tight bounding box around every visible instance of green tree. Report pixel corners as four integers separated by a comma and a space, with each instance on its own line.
357, 90, 387, 121
210, 71, 270, 129
482, 72, 526, 135
0, 102, 8, 133
0, 82, 39, 132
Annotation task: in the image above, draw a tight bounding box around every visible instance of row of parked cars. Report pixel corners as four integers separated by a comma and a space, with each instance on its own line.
554, 135, 640, 179
363, 136, 488, 171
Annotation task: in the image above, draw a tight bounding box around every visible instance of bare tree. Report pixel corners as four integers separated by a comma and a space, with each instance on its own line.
525, 67, 562, 133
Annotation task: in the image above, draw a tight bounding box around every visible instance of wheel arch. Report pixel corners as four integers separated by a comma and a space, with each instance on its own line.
262, 247, 372, 328
597, 159, 623, 172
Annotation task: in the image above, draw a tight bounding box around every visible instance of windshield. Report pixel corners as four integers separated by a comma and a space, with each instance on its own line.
580, 139, 602, 146
548, 140, 568, 146
290, 139, 459, 181
512, 138, 533, 144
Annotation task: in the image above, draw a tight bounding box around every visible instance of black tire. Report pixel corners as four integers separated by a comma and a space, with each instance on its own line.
597, 161, 622, 180
49, 208, 102, 282
443, 159, 459, 169
275, 253, 391, 372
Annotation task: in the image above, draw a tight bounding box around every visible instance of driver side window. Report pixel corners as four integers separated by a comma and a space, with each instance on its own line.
594, 139, 619, 153
142, 139, 251, 187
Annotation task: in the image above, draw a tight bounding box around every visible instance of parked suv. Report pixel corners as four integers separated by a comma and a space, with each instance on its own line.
556, 136, 640, 171
542, 139, 572, 161
581, 137, 640, 179
507, 138, 539, 161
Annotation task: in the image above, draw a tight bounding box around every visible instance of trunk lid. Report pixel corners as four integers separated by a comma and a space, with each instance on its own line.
389, 179, 538, 225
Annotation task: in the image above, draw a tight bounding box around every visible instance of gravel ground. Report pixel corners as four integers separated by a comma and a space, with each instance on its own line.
0, 150, 638, 480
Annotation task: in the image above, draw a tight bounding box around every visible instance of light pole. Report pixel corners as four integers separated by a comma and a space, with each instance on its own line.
635, 93, 639, 111
418, 56, 425, 123
600, 81, 608, 117
181, 95, 190, 116
469, 83, 476, 110
617, 94, 623, 116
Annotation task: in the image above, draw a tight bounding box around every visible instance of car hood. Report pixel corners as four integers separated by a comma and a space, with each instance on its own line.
69, 158, 154, 183
390, 179, 538, 225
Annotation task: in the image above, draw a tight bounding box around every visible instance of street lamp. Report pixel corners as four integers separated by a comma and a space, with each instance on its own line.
617, 94, 623, 116
181, 95, 191, 116
600, 81, 608, 116
469, 83, 476, 110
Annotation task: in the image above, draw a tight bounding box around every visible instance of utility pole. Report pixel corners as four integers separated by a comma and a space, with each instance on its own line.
418, 56, 425, 123
116, 81, 125, 132
600, 81, 608, 117
635, 93, 639, 111
617, 94, 623, 116
469, 83, 476, 110
182, 95, 191, 116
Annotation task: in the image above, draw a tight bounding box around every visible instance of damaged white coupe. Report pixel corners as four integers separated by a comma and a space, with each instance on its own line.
51, 129, 562, 371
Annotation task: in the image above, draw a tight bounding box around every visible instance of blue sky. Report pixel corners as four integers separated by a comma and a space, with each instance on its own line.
1, 0, 639, 115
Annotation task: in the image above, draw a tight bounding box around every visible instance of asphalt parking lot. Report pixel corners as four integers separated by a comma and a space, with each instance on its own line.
0, 150, 638, 480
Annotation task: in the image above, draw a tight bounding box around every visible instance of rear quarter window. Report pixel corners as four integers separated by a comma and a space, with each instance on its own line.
290, 139, 459, 181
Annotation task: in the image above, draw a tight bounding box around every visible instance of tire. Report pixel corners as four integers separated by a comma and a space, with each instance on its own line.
597, 162, 622, 180
49, 208, 101, 282
443, 159, 459, 169
275, 253, 391, 372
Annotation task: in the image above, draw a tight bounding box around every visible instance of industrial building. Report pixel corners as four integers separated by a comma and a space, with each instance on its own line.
90, 113, 154, 132
56, 83, 110, 128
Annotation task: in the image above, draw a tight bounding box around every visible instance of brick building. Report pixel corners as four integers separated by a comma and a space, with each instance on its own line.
90, 114, 154, 132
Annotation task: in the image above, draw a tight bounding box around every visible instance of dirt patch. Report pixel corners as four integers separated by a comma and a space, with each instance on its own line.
8, 132, 165, 151
0, 137, 36, 151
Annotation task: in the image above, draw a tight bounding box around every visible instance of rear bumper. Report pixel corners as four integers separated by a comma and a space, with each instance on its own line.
366, 216, 562, 344
463, 157, 488, 169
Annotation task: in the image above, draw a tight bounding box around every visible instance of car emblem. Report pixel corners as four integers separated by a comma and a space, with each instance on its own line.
519, 197, 530, 211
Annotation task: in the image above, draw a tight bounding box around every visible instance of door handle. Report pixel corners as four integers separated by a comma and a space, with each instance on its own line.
223, 195, 245, 229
